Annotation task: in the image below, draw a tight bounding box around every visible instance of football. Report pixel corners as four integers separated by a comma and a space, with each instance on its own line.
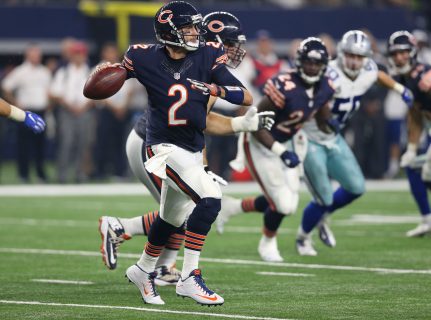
83, 65, 127, 100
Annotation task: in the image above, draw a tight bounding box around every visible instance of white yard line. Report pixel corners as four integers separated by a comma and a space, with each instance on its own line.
0, 180, 411, 197
1, 247, 430, 275
256, 272, 315, 277
0, 300, 295, 320
31, 279, 93, 285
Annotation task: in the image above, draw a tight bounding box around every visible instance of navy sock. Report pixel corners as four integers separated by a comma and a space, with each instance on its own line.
301, 202, 327, 233
147, 216, 177, 247
263, 208, 285, 232
406, 167, 430, 215
255, 195, 269, 212
327, 187, 361, 213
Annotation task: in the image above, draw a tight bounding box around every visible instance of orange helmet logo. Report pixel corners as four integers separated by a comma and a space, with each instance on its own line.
158, 10, 173, 24
207, 20, 224, 33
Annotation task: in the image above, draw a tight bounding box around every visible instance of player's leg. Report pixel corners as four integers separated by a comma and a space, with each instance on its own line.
216, 194, 268, 234
99, 130, 160, 269
300, 140, 332, 255
320, 136, 365, 247
244, 133, 303, 262
326, 136, 365, 213
163, 149, 224, 305
405, 150, 431, 237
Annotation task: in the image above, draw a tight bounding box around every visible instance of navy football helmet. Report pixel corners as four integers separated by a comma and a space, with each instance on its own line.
202, 11, 246, 68
295, 37, 329, 84
154, 1, 205, 51
387, 30, 417, 74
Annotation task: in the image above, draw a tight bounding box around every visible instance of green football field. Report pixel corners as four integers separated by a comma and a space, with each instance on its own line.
0, 191, 430, 320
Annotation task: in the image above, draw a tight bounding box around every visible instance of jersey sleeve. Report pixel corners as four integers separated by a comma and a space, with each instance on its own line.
122, 46, 137, 79
211, 66, 244, 88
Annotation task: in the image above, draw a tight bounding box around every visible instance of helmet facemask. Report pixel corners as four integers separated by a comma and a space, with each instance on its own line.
155, 9, 206, 52
295, 37, 329, 85
218, 35, 246, 68
339, 52, 368, 78
337, 30, 372, 79
387, 31, 417, 75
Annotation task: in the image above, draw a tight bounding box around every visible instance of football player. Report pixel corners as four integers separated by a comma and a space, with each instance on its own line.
228, 37, 336, 262
95, 3, 273, 306
0, 97, 45, 133
218, 30, 414, 258
388, 31, 431, 237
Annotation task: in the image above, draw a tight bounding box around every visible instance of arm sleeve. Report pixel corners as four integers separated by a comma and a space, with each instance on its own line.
211, 66, 245, 88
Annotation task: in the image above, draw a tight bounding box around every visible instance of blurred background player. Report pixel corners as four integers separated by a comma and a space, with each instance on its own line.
226, 37, 335, 262
217, 31, 414, 257
389, 30, 431, 237
1, 44, 51, 182
0, 97, 45, 133
98, 10, 274, 285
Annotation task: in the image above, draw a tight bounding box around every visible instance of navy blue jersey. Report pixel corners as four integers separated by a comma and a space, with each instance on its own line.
396, 63, 431, 112
123, 42, 243, 152
268, 71, 335, 142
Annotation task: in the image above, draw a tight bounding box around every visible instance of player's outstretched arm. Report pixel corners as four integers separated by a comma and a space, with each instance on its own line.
0, 98, 46, 133
377, 70, 414, 107
205, 108, 274, 135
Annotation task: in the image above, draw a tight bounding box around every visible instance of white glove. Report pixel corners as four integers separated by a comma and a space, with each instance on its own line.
204, 166, 228, 186
231, 107, 275, 132
400, 143, 418, 168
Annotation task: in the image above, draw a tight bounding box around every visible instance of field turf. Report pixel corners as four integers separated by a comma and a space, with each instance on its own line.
0, 191, 430, 319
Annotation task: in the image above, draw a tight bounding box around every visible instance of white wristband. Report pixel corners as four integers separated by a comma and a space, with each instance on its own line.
271, 141, 286, 156
231, 116, 245, 133
407, 143, 417, 153
8, 105, 26, 122
393, 82, 405, 95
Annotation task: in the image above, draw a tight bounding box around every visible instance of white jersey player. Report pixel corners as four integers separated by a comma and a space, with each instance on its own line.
297, 30, 414, 255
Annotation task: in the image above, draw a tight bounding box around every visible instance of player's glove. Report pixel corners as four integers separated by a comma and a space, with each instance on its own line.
401, 87, 414, 108
204, 165, 228, 186
326, 118, 341, 134
231, 107, 275, 132
264, 79, 285, 108
400, 143, 417, 167
280, 150, 300, 168
187, 78, 221, 96
24, 111, 46, 134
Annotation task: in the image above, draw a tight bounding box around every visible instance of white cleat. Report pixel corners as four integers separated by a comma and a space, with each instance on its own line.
406, 223, 431, 237
296, 237, 317, 256
258, 236, 284, 262
154, 264, 181, 286
406, 214, 431, 237
98, 216, 131, 270
125, 264, 165, 305
176, 269, 224, 306
216, 196, 242, 234
318, 220, 336, 248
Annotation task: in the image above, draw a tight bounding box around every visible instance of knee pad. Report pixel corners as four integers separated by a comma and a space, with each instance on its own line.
187, 197, 221, 235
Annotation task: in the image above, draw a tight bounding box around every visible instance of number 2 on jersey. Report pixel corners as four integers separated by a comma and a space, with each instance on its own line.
168, 84, 188, 126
